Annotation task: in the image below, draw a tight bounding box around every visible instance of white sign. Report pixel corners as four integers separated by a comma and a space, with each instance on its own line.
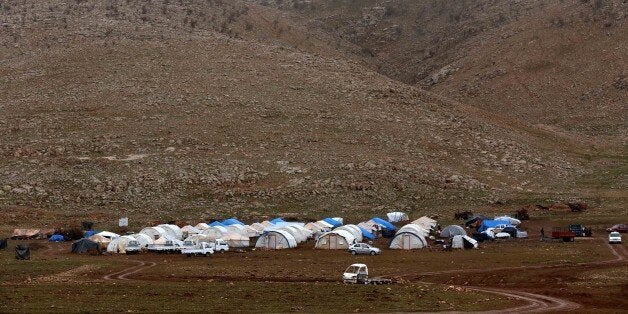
119, 217, 128, 227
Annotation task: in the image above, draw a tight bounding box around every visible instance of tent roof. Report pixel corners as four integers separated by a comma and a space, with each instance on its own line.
358, 226, 376, 240
440, 225, 467, 238
371, 217, 396, 231
322, 218, 342, 228
209, 221, 227, 227
95, 231, 120, 239
222, 218, 245, 226
270, 218, 286, 224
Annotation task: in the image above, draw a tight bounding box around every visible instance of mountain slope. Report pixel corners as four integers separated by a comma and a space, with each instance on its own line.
0, 0, 597, 222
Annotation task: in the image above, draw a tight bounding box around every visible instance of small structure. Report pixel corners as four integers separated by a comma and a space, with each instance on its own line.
389, 224, 429, 250
451, 235, 478, 249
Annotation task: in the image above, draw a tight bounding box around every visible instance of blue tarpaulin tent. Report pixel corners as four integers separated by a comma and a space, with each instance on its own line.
478, 219, 512, 232
209, 221, 227, 227
270, 218, 286, 225
359, 226, 376, 240
222, 218, 245, 226
83, 230, 97, 238
49, 234, 65, 242
371, 217, 396, 231
323, 218, 342, 228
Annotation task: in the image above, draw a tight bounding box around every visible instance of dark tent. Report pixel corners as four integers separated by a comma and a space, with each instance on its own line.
0, 238, 7, 250
49, 234, 65, 242
15, 245, 30, 260
472, 232, 493, 242
71, 238, 100, 254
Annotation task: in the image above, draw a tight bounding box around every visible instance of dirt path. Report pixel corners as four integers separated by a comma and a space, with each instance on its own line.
102, 260, 156, 281
418, 240, 626, 313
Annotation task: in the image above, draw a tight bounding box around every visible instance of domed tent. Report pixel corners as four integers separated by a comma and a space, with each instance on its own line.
130, 233, 154, 247
452, 235, 479, 249
209, 221, 227, 227
314, 230, 356, 250
249, 223, 266, 233
322, 218, 343, 229
387, 212, 409, 223
181, 225, 201, 237
184, 234, 214, 244
195, 223, 210, 230
397, 224, 430, 238
107, 235, 138, 254
336, 225, 363, 243
200, 226, 229, 240
440, 225, 467, 238
222, 218, 245, 226
140, 226, 168, 240
389, 225, 428, 250
89, 231, 120, 250
255, 230, 297, 249
278, 226, 309, 243
158, 224, 183, 240
221, 233, 249, 248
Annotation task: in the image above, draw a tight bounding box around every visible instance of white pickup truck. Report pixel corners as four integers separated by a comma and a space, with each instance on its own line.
182, 239, 229, 253
147, 240, 182, 254
181, 242, 214, 257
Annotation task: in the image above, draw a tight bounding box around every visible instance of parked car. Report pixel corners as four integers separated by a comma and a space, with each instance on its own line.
181, 242, 214, 257
606, 224, 628, 233
608, 232, 622, 244
348, 243, 380, 255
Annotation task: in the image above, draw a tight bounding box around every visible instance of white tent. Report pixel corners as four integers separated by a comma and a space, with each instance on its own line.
314, 230, 356, 249
200, 226, 229, 240
184, 234, 214, 244
158, 224, 183, 240
249, 223, 266, 233
140, 226, 168, 240
195, 223, 210, 230
397, 224, 430, 238
387, 212, 409, 222
181, 225, 201, 237
278, 226, 308, 243
389, 226, 428, 250
153, 235, 183, 246
330, 217, 344, 224
439, 225, 467, 238
336, 225, 363, 243
107, 235, 137, 253
130, 233, 154, 247
95, 231, 120, 239
220, 233, 250, 248
412, 216, 437, 230
452, 235, 479, 249
494, 216, 522, 226
255, 230, 297, 249
260, 221, 274, 228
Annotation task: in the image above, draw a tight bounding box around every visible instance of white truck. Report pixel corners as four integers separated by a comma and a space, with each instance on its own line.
147, 240, 182, 254
342, 263, 392, 285
125, 240, 142, 255
181, 242, 214, 257
182, 239, 229, 253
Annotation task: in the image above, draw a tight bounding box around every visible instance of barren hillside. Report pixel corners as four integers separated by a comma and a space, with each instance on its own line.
256, 0, 627, 147
0, 0, 620, 223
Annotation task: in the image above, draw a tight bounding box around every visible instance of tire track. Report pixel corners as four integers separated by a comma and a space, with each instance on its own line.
103, 260, 156, 281
414, 239, 626, 313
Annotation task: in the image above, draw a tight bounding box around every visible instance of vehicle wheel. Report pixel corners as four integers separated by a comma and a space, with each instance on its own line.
205, 252, 209, 257
220, 250, 225, 253
350, 250, 356, 255
370, 251, 376, 256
